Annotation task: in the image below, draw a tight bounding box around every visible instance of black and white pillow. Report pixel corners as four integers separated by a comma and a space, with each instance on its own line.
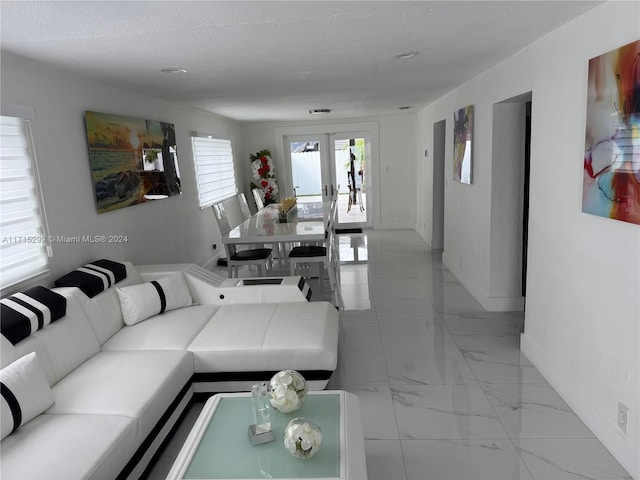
0, 286, 67, 345
55, 259, 127, 297
116, 275, 192, 326
1, 352, 54, 440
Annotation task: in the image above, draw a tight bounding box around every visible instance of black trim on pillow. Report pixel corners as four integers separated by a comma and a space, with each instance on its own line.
54, 259, 127, 298
82, 265, 114, 288
297, 277, 306, 291
0, 305, 31, 346
150, 281, 167, 314
9, 297, 46, 330
91, 259, 127, 283
0, 286, 67, 345
306, 288, 313, 301
0, 381, 22, 433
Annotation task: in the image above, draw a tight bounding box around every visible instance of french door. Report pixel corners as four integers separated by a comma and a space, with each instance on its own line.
283, 133, 371, 229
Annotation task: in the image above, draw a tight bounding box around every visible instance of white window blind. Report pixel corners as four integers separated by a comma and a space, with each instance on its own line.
192, 136, 237, 208
0, 115, 51, 291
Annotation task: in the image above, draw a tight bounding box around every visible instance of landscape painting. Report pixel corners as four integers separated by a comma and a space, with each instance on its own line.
453, 105, 473, 184
84, 111, 181, 214
583, 40, 640, 225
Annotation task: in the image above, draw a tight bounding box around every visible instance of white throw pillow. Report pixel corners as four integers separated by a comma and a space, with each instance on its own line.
1, 352, 54, 440
116, 275, 192, 326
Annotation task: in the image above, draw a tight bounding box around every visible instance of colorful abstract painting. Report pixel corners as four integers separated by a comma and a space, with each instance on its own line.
84, 111, 181, 214
453, 105, 473, 184
583, 40, 640, 225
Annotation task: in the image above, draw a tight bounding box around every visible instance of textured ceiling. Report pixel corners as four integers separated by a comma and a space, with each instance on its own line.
1, 1, 600, 121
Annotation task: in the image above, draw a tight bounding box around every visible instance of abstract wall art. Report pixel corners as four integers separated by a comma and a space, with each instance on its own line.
84, 111, 181, 214
583, 40, 640, 225
453, 105, 473, 184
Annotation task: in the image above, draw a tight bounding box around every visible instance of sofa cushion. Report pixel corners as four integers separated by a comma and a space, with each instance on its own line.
29, 290, 102, 386
0, 286, 66, 345
102, 304, 219, 351
0, 413, 137, 480
116, 274, 192, 326
188, 301, 339, 373
57, 262, 144, 345
54, 259, 127, 297
0, 352, 54, 440
47, 350, 193, 444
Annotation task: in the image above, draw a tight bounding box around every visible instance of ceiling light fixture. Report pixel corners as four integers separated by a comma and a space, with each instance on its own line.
309, 109, 331, 115
160, 67, 188, 74
398, 106, 413, 110
393, 51, 420, 60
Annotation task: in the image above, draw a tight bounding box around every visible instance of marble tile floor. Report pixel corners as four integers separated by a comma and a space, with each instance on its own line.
146, 230, 631, 480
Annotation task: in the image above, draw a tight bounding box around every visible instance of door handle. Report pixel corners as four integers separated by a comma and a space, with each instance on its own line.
323, 185, 328, 196
331, 184, 335, 196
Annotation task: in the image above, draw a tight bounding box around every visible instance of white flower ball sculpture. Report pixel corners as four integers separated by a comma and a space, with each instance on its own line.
268, 370, 307, 414
284, 417, 322, 459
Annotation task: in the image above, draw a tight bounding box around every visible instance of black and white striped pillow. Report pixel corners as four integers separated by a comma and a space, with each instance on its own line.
54, 259, 127, 297
116, 275, 192, 326
1, 352, 54, 440
0, 286, 67, 345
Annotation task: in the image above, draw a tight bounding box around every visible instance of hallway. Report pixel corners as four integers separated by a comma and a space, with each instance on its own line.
149, 230, 631, 480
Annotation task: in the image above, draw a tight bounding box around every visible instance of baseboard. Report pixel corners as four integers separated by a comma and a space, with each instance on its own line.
521, 334, 639, 480
442, 252, 524, 312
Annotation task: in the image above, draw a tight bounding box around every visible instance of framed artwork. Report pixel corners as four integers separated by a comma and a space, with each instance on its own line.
453, 105, 473, 184
84, 111, 181, 214
583, 40, 640, 225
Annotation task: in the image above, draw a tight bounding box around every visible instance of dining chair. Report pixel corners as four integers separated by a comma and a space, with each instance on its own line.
288, 206, 336, 290
238, 192, 252, 219
252, 188, 264, 210
212, 203, 272, 278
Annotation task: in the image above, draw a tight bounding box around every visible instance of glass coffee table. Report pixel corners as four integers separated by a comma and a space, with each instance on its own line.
166, 390, 367, 479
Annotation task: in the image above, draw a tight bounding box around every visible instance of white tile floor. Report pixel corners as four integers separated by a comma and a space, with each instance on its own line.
146, 230, 631, 480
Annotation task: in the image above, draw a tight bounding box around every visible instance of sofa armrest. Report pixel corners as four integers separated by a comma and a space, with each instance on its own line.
134, 264, 311, 305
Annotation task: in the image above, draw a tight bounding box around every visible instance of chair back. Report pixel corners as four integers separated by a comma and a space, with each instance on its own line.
252, 188, 264, 210
212, 203, 231, 236
212, 203, 238, 257
238, 193, 251, 219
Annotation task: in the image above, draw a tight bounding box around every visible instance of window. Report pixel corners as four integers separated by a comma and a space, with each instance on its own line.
191, 135, 237, 208
0, 112, 51, 291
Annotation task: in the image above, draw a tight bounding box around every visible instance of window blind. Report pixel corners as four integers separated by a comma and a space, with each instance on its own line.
0, 115, 50, 291
191, 136, 237, 208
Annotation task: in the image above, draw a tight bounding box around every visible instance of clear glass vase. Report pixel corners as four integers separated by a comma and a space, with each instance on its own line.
268, 370, 307, 414
283, 417, 322, 459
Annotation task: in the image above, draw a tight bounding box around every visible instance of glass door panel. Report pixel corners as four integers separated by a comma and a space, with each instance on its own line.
284, 133, 372, 229
284, 135, 331, 220
330, 134, 370, 229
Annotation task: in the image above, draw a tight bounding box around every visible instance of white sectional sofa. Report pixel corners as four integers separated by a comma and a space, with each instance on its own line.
0, 261, 339, 480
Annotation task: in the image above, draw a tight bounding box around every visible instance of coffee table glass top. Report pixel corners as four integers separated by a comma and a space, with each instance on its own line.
183, 393, 343, 479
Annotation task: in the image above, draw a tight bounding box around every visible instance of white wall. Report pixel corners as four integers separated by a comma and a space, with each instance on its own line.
242, 113, 417, 229
1, 52, 243, 281
416, 2, 639, 477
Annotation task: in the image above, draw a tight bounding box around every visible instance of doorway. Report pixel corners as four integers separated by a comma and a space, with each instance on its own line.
432, 120, 446, 249
330, 134, 370, 229
283, 133, 372, 229
522, 101, 531, 297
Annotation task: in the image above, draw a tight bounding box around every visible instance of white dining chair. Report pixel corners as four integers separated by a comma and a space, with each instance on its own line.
252, 188, 264, 210
288, 206, 336, 290
212, 203, 272, 278
238, 192, 252, 219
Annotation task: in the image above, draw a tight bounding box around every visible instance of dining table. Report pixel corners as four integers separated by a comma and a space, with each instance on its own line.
222, 203, 325, 249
